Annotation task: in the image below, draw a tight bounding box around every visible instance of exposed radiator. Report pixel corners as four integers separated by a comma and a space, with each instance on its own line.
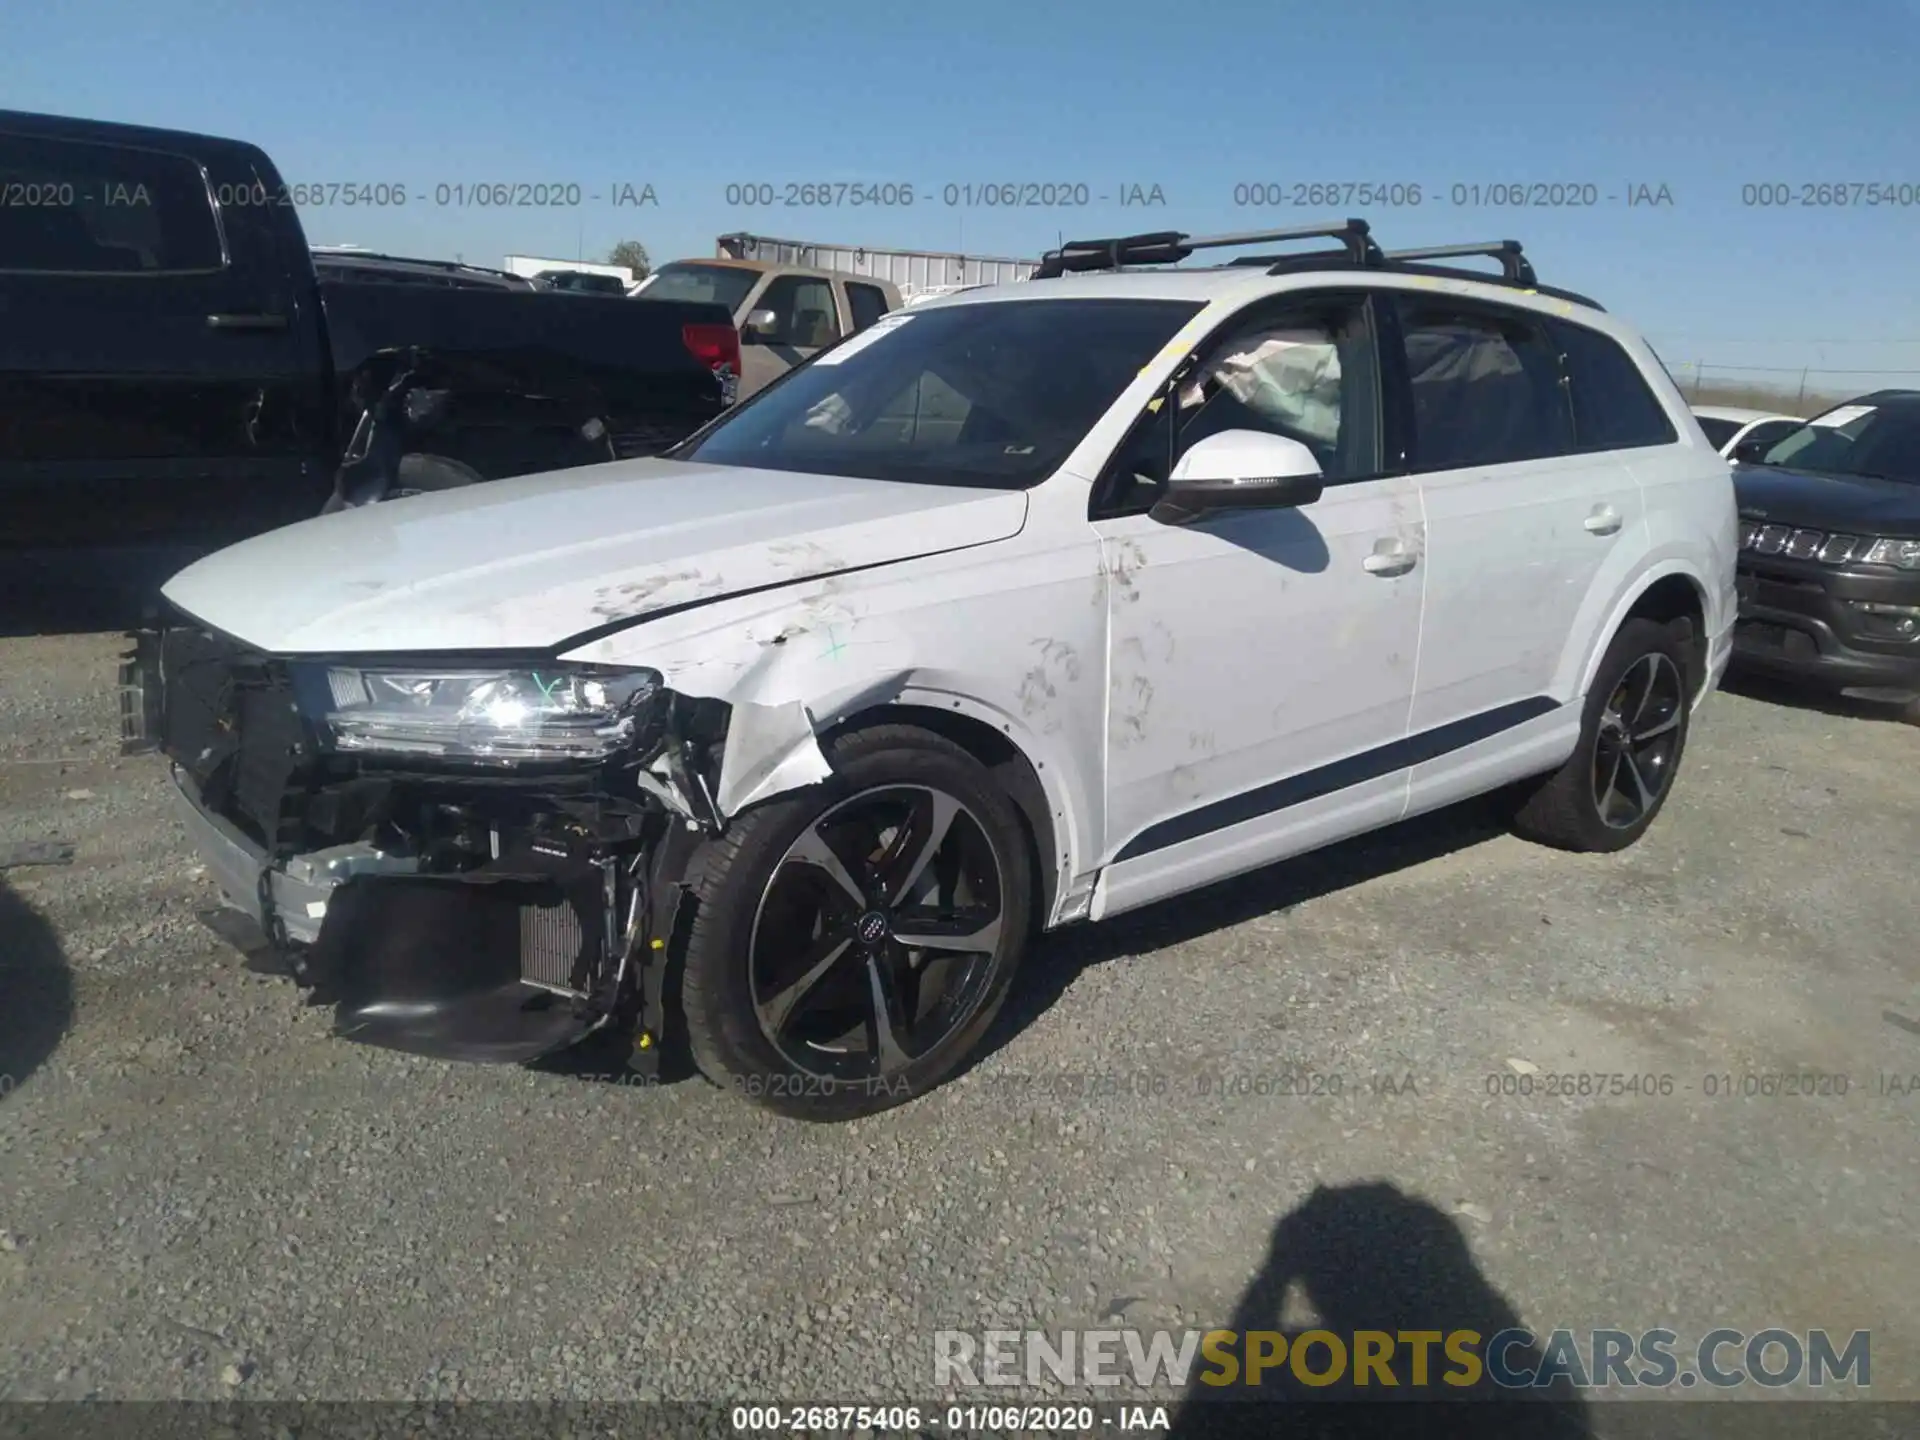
518, 893, 589, 995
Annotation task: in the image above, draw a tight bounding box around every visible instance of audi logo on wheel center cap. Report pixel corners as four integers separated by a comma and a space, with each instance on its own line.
857, 911, 890, 946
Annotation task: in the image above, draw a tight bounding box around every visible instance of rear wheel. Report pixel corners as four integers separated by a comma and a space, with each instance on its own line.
1511, 618, 1692, 852
678, 724, 1032, 1120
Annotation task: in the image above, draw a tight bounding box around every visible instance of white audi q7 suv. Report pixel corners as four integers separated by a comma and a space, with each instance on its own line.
129, 220, 1739, 1120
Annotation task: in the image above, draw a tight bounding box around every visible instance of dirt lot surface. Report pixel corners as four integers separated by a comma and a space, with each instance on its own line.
2, 628, 1916, 1414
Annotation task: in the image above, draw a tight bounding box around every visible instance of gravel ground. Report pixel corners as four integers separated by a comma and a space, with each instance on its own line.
1, 628, 1917, 1412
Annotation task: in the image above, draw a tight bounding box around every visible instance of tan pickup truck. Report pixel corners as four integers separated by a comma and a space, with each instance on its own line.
632, 258, 902, 400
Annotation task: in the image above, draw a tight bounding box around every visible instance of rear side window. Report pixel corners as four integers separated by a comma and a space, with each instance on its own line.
1551, 320, 1678, 451
1395, 299, 1574, 470
846, 282, 890, 331
0, 132, 223, 274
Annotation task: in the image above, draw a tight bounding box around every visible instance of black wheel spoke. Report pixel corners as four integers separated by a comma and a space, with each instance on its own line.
1619, 656, 1656, 727
1633, 710, 1681, 743
878, 789, 961, 908
1620, 750, 1656, 814
756, 928, 856, 1037
864, 952, 915, 1069
893, 904, 1002, 955
784, 821, 870, 909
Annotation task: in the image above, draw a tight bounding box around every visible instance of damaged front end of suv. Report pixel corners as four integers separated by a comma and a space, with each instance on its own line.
122, 621, 742, 1073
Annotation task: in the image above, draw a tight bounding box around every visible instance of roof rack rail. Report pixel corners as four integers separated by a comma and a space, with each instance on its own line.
1032, 219, 1379, 278
1031, 225, 1606, 310
1383, 240, 1535, 287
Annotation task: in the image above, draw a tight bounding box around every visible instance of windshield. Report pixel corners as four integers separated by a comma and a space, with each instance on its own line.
633, 262, 761, 312
1757, 402, 1920, 483
674, 297, 1204, 489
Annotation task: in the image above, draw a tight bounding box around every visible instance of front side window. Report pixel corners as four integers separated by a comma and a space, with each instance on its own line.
0, 132, 223, 274
751, 276, 842, 347
1098, 295, 1380, 518
1396, 300, 1574, 470
675, 298, 1202, 490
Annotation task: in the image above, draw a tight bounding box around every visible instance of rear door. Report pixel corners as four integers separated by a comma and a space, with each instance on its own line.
0, 124, 324, 569
1390, 292, 1645, 765
738, 272, 843, 399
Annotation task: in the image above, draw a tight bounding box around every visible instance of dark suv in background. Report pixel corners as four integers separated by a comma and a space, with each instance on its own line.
1730, 390, 1920, 712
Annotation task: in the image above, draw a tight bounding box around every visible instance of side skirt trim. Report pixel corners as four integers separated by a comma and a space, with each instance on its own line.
1111, 696, 1561, 863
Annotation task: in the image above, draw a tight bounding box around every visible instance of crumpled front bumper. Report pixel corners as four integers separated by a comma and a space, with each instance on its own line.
169, 763, 611, 1065
167, 764, 390, 946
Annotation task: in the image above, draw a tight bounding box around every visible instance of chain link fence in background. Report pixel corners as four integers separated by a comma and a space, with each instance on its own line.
1656, 358, 1920, 416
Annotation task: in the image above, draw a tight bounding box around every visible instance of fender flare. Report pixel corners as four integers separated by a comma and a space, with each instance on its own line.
1574, 560, 1712, 700
888, 684, 1094, 923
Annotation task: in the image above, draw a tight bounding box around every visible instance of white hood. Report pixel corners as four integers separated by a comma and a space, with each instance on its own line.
161, 458, 1030, 654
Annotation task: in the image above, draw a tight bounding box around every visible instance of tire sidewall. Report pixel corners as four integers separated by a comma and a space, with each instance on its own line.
682, 728, 1033, 1118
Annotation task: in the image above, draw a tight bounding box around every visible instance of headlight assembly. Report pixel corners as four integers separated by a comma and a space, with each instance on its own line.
301, 664, 663, 762
1860, 537, 1920, 570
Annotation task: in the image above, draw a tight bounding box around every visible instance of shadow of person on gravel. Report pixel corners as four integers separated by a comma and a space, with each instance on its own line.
1165, 1181, 1591, 1439
969, 795, 1514, 1076
0, 875, 76, 1101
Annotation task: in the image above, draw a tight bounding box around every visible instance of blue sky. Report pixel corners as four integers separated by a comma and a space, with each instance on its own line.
8, 0, 1920, 391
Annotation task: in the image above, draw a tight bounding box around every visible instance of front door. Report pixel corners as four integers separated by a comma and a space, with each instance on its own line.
0, 126, 319, 572
737, 273, 844, 399
1088, 291, 1425, 919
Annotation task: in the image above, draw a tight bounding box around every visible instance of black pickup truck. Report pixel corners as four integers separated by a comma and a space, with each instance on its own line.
0, 109, 740, 596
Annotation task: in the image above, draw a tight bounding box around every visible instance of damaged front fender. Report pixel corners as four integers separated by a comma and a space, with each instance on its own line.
562, 534, 1110, 924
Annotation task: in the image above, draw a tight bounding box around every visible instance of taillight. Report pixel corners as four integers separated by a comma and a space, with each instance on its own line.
682, 322, 741, 379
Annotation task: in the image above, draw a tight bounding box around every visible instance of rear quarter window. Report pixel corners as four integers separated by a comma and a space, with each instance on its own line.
1551, 319, 1678, 451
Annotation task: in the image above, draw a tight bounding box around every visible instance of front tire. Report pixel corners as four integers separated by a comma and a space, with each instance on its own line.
1511, 618, 1692, 853
678, 724, 1033, 1121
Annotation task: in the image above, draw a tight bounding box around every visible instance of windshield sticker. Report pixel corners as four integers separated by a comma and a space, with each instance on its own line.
812, 312, 915, 366
1810, 404, 1875, 428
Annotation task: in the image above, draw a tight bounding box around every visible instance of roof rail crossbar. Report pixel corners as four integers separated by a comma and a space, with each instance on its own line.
1033, 219, 1378, 278
1224, 249, 1364, 270
1383, 241, 1535, 287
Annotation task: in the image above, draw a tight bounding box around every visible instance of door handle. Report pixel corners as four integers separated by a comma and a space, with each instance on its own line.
1584, 505, 1623, 536
1363, 538, 1418, 577
207, 312, 289, 332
